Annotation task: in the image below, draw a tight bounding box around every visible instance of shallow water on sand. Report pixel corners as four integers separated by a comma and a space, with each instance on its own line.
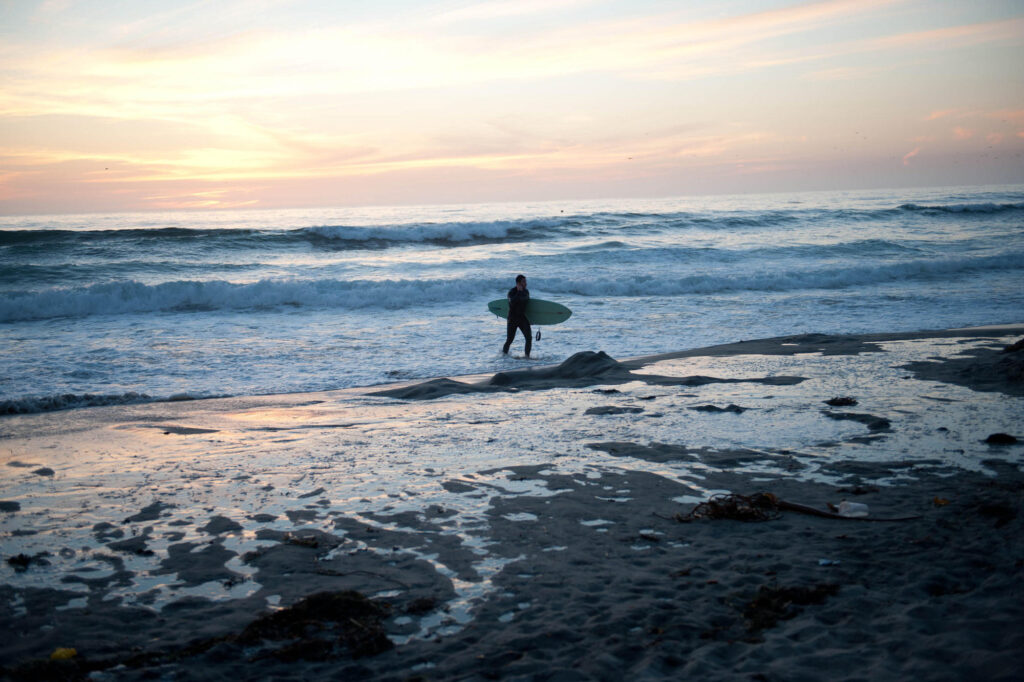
1, 334, 1021, 635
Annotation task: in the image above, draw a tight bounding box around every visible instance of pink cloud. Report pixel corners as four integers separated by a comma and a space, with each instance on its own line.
902, 147, 920, 166
995, 110, 1024, 124
875, 17, 1024, 51
953, 127, 974, 140
926, 109, 963, 121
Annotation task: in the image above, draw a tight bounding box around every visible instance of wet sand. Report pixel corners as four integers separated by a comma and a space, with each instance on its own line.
1, 326, 1022, 681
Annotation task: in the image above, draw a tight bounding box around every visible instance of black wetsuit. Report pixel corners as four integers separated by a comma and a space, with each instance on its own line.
502, 286, 532, 357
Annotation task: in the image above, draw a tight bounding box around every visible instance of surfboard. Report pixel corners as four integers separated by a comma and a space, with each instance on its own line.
488, 298, 572, 325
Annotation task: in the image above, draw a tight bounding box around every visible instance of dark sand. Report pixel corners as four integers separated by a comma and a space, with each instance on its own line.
1, 326, 1022, 681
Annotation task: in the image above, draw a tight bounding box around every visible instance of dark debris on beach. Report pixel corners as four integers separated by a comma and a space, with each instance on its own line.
901, 336, 1024, 396
237, 590, 393, 661
675, 493, 781, 522
0, 590, 393, 681
985, 433, 1019, 445
741, 584, 841, 636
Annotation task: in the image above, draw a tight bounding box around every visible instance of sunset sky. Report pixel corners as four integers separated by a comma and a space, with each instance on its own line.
1, 0, 1022, 214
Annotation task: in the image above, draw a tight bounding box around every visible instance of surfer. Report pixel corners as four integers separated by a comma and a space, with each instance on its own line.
502, 274, 532, 358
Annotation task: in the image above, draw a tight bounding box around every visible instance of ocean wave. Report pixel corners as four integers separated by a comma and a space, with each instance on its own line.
4, 202, 1018, 255
547, 251, 1024, 296
303, 218, 574, 246
0, 218, 578, 251
0, 277, 509, 321
0, 227, 263, 246
761, 238, 922, 258
0, 391, 152, 415
0, 390, 217, 415
685, 211, 801, 228
898, 202, 1024, 214
2, 251, 1021, 322
568, 240, 631, 252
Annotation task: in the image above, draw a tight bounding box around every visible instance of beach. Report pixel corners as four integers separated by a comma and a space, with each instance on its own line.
2, 325, 1022, 681
4, 1, 1024, 678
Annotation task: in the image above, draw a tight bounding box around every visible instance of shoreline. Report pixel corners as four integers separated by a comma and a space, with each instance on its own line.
1, 324, 1022, 680
4, 323, 1024, 419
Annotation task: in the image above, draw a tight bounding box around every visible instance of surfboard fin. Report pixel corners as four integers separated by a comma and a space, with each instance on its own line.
535, 330, 541, 342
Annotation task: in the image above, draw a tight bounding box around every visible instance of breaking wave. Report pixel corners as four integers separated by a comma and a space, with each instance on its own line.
898, 202, 1024, 214
6, 199, 1019, 254
3, 251, 1021, 322
0, 391, 152, 415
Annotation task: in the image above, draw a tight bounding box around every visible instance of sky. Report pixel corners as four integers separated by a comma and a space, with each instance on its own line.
1, 0, 1022, 214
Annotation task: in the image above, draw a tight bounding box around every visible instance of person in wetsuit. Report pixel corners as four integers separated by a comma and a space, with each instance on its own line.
502, 274, 531, 357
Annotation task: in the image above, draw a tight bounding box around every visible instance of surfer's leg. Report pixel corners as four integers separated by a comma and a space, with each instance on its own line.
503, 320, 516, 354
522, 321, 532, 357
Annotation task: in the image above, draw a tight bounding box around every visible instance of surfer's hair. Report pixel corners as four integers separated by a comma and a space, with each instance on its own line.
515, 274, 526, 283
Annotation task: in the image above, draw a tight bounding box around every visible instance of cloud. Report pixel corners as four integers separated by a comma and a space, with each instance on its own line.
430, 0, 595, 25
988, 109, 1024, 124
871, 16, 1024, 50
545, 0, 908, 81
697, 14, 1024, 84
919, 109, 1023, 149
6, 2, 1017, 109
0, 0, 913, 120
902, 147, 920, 166
802, 65, 881, 81
926, 109, 966, 121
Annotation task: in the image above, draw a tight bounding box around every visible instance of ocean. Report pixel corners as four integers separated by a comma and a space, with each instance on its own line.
2, 184, 1022, 414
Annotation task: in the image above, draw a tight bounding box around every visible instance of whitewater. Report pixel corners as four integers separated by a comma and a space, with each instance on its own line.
2, 184, 1022, 413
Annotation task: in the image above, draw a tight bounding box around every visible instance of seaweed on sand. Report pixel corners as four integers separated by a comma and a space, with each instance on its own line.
675, 492, 921, 522
743, 584, 840, 632
238, 590, 393, 660
675, 493, 782, 522
0, 590, 394, 680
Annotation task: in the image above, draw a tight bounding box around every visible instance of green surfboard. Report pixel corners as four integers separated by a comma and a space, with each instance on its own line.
488, 298, 572, 325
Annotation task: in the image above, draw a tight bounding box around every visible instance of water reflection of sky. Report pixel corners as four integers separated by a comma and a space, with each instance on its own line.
1, 335, 1021, 629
